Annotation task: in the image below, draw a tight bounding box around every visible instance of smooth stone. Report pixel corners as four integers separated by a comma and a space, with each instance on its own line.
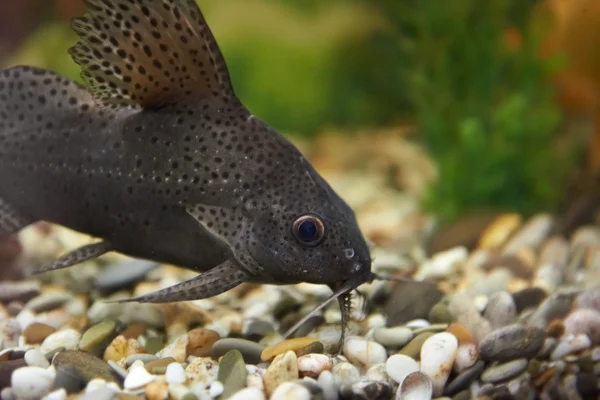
385, 354, 419, 384
478, 213, 522, 250
564, 308, 600, 345
144, 357, 176, 374
399, 332, 434, 360
261, 337, 319, 362
292, 316, 325, 339
124, 365, 155, 389
120, 323, 147, 340
293, 378, 322, 394
11, 365, 56, 400
365, 363, 391, 384
512, 287, 547, 313
415, 246, 468, 280
447, 294, 492, 343
483, 292, 516, 330
297, 354, 333, 378
479, 324, 545, 362
0, 359, 27, 388
103, 334, 145, 363
107, 360, 127, 379
295, 341, 324, 357
125, 353, 158, 368
317, 370, 337, 400
426, 211, 501, 254
263, 350, 299, 396
185, 357, 219, 384
270, 382, 310, 400
342, 337, 387, 371
212, 338, 265, 365
444, 360, 485, 395
40, 329, 81, 353
384, 281, 443, 326
24, 349, 49, 368
420, 332, 458, 396
53, 364, 85, 394
0, 280, 40, 304
94, 260, 159, 291
481, 359, 528, 383
339, 379, 391, 400
397, 371, 433, 400
78, 319, 118, 355
52, 350, 118, 383
502, 214, 553, 255
428, 303, 454, 324
22, 323, 56, 344
331, 362, 360, 387
574, 288, 600, 310
550, 334, 592, 360
165, 362, 186, 384
24, 292, 72, 313
186, 328, 220, 358
527, 290, 579, 328
245, 320, 275, 341
217, 350, 247, 399
227, 387, 266, 400
412, 323, 449, 336
373, 326, 414, 348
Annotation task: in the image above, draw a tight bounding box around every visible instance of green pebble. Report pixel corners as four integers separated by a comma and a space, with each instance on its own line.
452, 390, 471, 400
144, 336, 164, 355
78, 319, 118, 356
217, 350, 248, 399
428, 303, 454, 324
398, 332, 435, 360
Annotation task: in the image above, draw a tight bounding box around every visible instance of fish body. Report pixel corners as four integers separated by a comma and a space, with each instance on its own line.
0, 0, 372, 322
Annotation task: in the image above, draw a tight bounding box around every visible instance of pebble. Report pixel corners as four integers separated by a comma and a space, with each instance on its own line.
483, 292, 516, 329
480, 358, 528, 383
415, 246, 468, 280
209, 381, 224, 397
574, 288, 600, 310
479, 324, 545, 362
385, 354, 419, 384
94, 260, 159, 291
502, 214, 553, 255
144, 357, 176, 374
166, 362, 186, 384
245, 320, 275, 341
420, 332, 458, 396
343, 337, 387, 370
528, 290, 578, 328
217, 350, 247, 399
478, 213, 522, 250
40, 329, 81, 353
186, 328, 220, 357
11, 365, 56, 400
384, 281, 443, 326
512, 287, 547, 313
263, 350, 299, 396
261, 337, 319, 362
227, 387, 265, 400
184, 357, 219, 384
125, 353, 158, 368
399, 332, 434, 360
52, 350, 117, 383
53, 364, 84, 394
104, 335, 145, 362
428, 303, 454, 324
297, 353, 333, 378
43, 389, 67, 400
447, 294, 491, 343
124, 364, 156, 389
331, 362, 360, 387
24, 292, 72, 313
270, 382, 310, 400
340, 379, 391, 400
550, 334, 592, 360
157, 334, 188, 363
447, 323, 478, 373
317, 370, 337, 400
78, 320, 118, 355
564, 308, 600, 345
397, 371, 433, 400
295, 341, 324, 357
444, 360, 485, 395
365, 363, 390, 384
212, 338, 265, 365
22, 323, 56, 344
24, 348, 49, 368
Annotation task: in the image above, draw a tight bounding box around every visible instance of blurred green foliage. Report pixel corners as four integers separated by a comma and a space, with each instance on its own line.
2, 0, 577, 221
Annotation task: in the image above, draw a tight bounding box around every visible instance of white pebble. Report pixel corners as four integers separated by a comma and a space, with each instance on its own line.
24, 348, 49, 368
209, 381, 224, 397
331, 362, 360, 387
550, 334, 592, 360
454, 342, 478, 373
124, 365, 155, 389
228, 387, 266, 400
270, 382, 311, 400
41, 388, 67, 400
342, 337, 387, 370
365, 363, 390, 383
420, 332, 458, 396
40, 329, 81, 353
168, 382, 192, 400
396, 371, 433, 400
297, 354, 333, 378
15, 309, 36, 331
1, 388, 15, 400
166, 362, 186, 384
11, 365, 56, 400
85, 379, 117, 394
405, 319, 430, 329
415, 246, 468, 280
385, 354, 419, 384
317, 370, 337, 400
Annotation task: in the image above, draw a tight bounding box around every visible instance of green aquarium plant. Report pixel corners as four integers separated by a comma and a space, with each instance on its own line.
370, 0, 574, 223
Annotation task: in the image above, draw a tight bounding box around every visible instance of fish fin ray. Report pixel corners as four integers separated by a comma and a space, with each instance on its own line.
69, 0, 238, 109
111, 259, 248, 303
30, 241, 112, 275
0, 198, 35, 236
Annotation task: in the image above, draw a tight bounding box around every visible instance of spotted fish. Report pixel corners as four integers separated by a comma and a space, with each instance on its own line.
0, 0, 374, 342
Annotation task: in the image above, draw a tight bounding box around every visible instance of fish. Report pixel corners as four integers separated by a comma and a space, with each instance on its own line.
0, 0, 375, 345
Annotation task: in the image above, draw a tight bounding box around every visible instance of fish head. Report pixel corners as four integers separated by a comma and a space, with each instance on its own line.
241, 133, 372, 289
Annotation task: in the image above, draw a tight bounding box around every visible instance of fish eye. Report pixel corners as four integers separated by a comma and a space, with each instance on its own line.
292, 214, 325, 246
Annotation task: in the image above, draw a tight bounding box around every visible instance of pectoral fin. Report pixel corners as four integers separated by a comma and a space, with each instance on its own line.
110, 259, 249, 303
30, 241, 112, 275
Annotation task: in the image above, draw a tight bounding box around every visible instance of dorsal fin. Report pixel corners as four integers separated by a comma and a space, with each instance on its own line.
69, 0, 238, 109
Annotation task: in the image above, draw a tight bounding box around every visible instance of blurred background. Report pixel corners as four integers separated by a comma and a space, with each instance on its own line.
2, 0, 600, 253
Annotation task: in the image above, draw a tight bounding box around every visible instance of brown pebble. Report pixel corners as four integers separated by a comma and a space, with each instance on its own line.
296, 341, 324, 357
532, 366, 556, 388
121, 323, 148, 339
144, 357, 177, 374
145, 381, 169, 400
186, 328, 220, 357
545, 320, 565, 338
22, 322, 56, 344
447, 322, 474, 345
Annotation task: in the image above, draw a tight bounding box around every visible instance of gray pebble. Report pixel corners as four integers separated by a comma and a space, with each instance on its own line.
372, 326, 413, 348
212, 338, 265, 365
481, 359, 528, 384
527, 290, 579, 328
339, 379, 391, 400
479, 324, 545, 362
54, 364, 85, 394
502, 214, 553, 255
412, 323, 449, 336
537, 337, 559, 360
94, 259, 159, 292
52, 350, 118, 383
574, 287, 600, 310
294, 378, 323, 394
24, 292, 73, 313
384, 281, 443, 326
512, 287, 547, 313
444, 360, 485, 395
245, 320, 275, 341
484, 292, 516, 330
293, 315, 325, 338
107, 360, 128, 379
125, 354, 159, 368
217, 350, 247, 399
447, 293, 492, 343
0, 281, 40, 304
